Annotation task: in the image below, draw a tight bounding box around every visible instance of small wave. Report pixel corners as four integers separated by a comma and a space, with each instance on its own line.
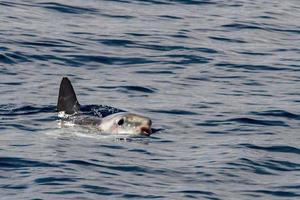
37, 2, 98, 14
0, 157, 60, 168
99, 39, 136, 47
0, 54, 17, 64
149, 109, 198, 115
100, 13, 135, 19
0, 104, 55, 116
240, 143, 300, 155
165, 54, 211, 65
197, 117, 288, 127
216, 62, 286, 71
170, 190, 218, 200
235, 51, 273, 56
139, 0, 217, 5
158, 15, 183, 20
209, 36, 247, 43
97, 85, 156, 94
81, 184, 118, 196
34, 177, 79, 186
241, 189, 300, 198
66, 54, 155, 65
121, 193, 164, 199
0, 1, 30, 8
135, 70, 175, 74
222, 22, 264, 30
222, 22, 300, 35
120, 85, 156, 93
228, 158, 300, 174
251, 110, 300, 120
0, 67, 18, 75
227, 117, 288, 126
20, 40, 74, 48
63, 159, 150, 173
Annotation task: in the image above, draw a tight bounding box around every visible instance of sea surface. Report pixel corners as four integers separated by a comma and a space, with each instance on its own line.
1, 0, 300, 199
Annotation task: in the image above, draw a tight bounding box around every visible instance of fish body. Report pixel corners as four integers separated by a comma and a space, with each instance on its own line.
57, 77, 152, 136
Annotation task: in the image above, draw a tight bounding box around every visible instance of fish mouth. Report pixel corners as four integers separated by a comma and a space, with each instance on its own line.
140, 126, 152, 136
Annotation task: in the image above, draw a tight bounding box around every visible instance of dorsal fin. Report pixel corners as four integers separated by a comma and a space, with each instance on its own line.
57, 77, 80, 114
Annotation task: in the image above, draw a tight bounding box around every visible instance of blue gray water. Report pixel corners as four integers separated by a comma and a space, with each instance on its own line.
1, 0, 300, 199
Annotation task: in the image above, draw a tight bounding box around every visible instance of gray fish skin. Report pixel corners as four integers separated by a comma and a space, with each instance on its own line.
72, 116, 102, 127
57, 77, 152, 136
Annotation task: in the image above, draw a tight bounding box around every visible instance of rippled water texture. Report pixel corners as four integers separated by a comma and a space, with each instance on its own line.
1, 0, 300, 199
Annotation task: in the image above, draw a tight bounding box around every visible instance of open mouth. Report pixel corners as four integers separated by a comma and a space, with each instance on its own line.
140, 126, 152, 136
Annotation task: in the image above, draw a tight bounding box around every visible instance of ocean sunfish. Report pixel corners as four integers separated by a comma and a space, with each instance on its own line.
57, 77, 152, 136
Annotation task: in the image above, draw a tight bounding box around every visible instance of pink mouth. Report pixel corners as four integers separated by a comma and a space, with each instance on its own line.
141, 127, 152, 136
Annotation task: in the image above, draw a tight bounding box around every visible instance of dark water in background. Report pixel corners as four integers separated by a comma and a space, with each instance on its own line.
1, 0, 300, 199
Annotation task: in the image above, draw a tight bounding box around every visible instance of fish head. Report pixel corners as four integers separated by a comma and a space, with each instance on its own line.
98, 112, 152, 136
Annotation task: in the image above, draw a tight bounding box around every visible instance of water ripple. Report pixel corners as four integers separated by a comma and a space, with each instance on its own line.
251, 110, 300, 120
35, 177, 79, 186
227, 118, 288, 127
81, 184, 118, 196
37, 2, 98, 14
228, 158, 300, 173
216, 62, 289, 71
197, 117, 288, 127
99, 85, 155, 94
242, 190, 300, 198
149, 109, 198, 115
0, 157, 60, 168
0, 105, 55, 116
240, 144, 300, 155
1, 0, 300, 199
67, 54, 155, 65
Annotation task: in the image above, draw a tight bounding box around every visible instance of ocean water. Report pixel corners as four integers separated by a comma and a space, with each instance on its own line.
1, 0, 300, 199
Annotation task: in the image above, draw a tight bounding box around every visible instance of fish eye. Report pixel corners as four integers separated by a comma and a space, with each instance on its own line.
117, 118, 124, 126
